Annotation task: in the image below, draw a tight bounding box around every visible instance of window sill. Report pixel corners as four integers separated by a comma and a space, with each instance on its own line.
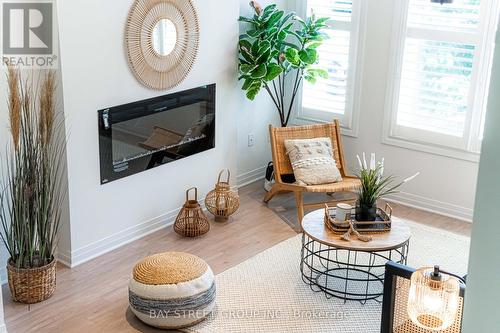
294, 115, 359, 138
382, 135, 480, 163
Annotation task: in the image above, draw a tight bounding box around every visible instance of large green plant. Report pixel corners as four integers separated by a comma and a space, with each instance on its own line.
238, 1, 329, 127
0, 68, 66, 268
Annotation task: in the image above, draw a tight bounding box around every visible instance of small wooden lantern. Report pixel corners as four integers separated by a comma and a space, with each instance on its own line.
205, 169, 240, 222
174, 187, 210, 237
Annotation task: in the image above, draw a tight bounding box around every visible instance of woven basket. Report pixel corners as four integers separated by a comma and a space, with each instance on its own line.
7, 257, 56, 304
174, 187, 210, 237
205, 169, 240, 222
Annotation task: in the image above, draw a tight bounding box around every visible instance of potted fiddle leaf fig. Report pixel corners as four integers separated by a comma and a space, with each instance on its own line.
238, 1, 329, 127
0, 68, 66, 304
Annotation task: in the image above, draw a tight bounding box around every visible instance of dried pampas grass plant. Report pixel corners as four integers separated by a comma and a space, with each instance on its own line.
39, 71, 56, 146
7, 67, 21, 150
0, 68, 66, 269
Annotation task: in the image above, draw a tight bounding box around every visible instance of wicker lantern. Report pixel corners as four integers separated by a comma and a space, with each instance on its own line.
205, 169, 240, 221
174, 187, 210, 237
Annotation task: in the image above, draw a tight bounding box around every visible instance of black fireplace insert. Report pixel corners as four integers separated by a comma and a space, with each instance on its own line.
98, 84, 216, 184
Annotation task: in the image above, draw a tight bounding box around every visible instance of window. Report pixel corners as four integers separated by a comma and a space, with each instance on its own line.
385, 0, 500, 159
297, 0, 366, 135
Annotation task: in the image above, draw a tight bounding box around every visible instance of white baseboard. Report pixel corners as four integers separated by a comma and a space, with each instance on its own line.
66, 207, 183, 268
237, 166, 266, 188
385, 191, 473, 222
57, 251, 72, 268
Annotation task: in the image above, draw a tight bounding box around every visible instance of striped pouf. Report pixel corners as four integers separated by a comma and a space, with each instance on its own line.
129, 252, 216, 329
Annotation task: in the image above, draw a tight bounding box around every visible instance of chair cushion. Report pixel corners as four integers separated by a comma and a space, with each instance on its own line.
284, 137, 342, 185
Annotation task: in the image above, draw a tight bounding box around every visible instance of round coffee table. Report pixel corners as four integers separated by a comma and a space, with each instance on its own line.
300, 209, 411, 304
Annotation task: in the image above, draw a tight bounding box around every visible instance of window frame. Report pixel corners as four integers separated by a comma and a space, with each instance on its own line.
383, 0, 500, 162
295, 0, 367, 137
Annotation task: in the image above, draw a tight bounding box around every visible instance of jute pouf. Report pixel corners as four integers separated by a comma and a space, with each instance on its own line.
129, 252, 216, 329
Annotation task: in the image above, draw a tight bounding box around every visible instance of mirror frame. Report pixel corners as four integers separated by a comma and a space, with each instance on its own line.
125, 0, 199, 90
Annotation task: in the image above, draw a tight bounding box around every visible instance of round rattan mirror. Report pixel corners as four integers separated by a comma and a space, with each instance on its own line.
125, 0, 199, 90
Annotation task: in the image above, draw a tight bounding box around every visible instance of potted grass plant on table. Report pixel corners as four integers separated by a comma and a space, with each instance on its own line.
0, 68, 66, 304
355, 153, 419, 221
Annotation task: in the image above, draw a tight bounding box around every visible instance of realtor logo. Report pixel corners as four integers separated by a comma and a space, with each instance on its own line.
2, 1, 56, 68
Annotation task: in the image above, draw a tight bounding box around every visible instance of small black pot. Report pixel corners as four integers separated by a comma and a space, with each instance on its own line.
355, 202, 377, 221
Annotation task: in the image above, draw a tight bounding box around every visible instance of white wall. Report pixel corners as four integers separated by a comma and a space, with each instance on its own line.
236, 0, 286, 186
57, 0, 239, 266
290, 0, 478, 221
462, 25, 500, 332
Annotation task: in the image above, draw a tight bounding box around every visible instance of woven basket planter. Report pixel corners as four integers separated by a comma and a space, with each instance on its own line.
205, 169, 240, 222
7, 257, 56, 304
174, 187, 210, 237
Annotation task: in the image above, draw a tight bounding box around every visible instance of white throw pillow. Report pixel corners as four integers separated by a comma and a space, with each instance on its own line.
284, 137, 342, 185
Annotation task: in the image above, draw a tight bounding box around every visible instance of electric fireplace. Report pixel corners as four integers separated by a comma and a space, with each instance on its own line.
98, 84, 216, 184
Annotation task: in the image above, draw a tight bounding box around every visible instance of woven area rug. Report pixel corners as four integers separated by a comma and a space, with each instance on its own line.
184, 221, 469, 333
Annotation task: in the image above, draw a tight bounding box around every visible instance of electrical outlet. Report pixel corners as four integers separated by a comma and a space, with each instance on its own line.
248, 133, 255, 147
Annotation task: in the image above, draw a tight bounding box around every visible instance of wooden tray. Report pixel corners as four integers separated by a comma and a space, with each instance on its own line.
324, 203, 393, 234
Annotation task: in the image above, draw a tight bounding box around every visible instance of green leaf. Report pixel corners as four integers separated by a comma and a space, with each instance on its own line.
305, 41, 322, 49
279, 13, 295, 28
238, 16, 256, 24
242, 78, 253, 90
240, 64, 257, 74
285, 48, 300, 66
247, 29, 263, 38
304, 75, 317, 84
299, 49, 317, 65
278, 30, 287, 41
240, 50, 254, 63
251, 63, 267, 79
257, 48, 271, 63
246, 85, 261, 100
267, 27, 279, 37
239, 44, 254, 63
282, 42, 300, 50
262, 4, 277, 18
265, 63, 283, 81
266, 11, 284, 28
315, 17, 330, 25
258, 41, 271, 55
239, 39, 252, 50
251, 39, 260, 54
313, 68, 328, 79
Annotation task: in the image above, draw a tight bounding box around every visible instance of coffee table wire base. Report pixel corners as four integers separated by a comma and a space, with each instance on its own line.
300, 233, 409, 304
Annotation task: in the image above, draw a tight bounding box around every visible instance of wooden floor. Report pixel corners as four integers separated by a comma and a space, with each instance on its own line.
2, 181, 471, 332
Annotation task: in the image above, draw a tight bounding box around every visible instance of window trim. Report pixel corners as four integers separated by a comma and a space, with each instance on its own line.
294, 0, 367, 138
382, 0, 500, 163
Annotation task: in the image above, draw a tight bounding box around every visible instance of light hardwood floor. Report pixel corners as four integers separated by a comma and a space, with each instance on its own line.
2, 181, 471, 332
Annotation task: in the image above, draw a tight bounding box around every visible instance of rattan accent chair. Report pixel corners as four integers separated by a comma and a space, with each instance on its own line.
263, 120, 361, 223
